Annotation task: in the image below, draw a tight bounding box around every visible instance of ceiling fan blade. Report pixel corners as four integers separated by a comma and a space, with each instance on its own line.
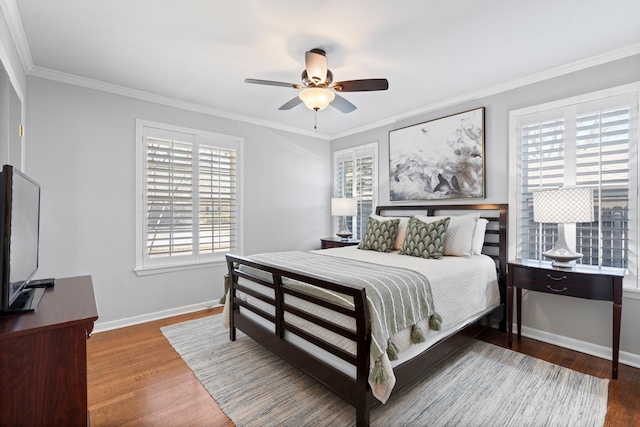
330, 94, 357, 114
245, 78, 301, 89
278, 96, 303, 110
332, 78, 389, 92
305, 49, 328, 85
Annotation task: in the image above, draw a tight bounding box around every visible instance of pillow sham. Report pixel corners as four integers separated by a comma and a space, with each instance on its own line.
416, 213, 480, 257
399, 216, 450, 259
369, 214, 409, 250
358, 216, 400, 253
472, 218, 489, 255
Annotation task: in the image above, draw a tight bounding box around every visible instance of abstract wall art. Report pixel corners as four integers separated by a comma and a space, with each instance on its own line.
389, 107, 485, 201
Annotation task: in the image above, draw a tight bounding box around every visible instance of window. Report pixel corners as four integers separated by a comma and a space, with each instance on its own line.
509, 83, 639, 289
334, 143, 378, 239
135, 120, 242, 273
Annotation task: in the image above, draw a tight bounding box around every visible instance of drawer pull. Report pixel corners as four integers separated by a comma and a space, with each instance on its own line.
547, 285, 567, 293
547, 274, 567, 281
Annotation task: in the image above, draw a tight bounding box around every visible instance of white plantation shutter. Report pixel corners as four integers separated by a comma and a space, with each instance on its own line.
512, 87, 638, 287
198, 142, 237, 254
575, 104, 631, 268
334, 143, 378, 239
519, 116, 566, 259
146, 135, 195, 258
136, 121, 241, 271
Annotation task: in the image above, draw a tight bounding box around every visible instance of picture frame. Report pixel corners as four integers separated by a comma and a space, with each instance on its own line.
389, 106, 485, 201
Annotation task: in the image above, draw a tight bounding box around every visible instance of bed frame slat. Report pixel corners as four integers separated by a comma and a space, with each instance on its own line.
283, 286, 357, 317
284, 322, 357, 364
284, 304, 357, 341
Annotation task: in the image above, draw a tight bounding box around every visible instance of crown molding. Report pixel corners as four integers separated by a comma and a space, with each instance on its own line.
27, 66, 331, 140
20, 36, 640, 143
330, 42, 640, 140
0, 0, 33, 73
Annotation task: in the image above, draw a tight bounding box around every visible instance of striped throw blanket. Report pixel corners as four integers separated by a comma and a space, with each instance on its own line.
242, 251, 442, 384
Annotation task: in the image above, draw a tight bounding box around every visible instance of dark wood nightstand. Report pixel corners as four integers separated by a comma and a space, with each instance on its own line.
320, 237, 360, 249
507, 258, 625, 379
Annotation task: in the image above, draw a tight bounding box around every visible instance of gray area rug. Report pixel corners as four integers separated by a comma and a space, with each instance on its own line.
161, 315, 608, 427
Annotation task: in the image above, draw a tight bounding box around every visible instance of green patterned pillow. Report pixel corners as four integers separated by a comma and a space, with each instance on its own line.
399, 216, 450, 259
358, 217, 400, 253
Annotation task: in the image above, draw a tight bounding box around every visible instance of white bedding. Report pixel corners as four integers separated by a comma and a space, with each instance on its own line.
224, 246, 500, 403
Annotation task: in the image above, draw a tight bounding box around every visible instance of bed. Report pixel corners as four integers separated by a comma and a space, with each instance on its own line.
225, 203, 508, 426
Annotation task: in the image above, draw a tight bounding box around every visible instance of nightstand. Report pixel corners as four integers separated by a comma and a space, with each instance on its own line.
507, 259, 625, 379
320, 237, 360, 249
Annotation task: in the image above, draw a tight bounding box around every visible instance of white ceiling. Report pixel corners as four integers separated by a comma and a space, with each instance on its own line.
11, 0, 640, 137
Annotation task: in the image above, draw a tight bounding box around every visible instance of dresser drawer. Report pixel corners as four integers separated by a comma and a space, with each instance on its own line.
512, 266, 614, 301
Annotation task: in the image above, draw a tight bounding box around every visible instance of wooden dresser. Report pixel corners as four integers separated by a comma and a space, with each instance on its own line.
0, 276, 99, 426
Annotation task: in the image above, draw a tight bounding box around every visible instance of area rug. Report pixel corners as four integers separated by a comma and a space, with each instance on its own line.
161, 315, 608, 427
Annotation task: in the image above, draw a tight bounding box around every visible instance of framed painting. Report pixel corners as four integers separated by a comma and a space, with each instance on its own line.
389, 107, 485, 201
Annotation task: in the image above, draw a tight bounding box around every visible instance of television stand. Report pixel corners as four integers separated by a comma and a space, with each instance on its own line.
1, 287, 46, 314
0, 275, 98, 426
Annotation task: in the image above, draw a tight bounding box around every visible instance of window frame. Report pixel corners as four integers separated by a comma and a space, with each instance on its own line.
333, 142, 378, 240
135, 119, 243, 275
508, 82, 640, 291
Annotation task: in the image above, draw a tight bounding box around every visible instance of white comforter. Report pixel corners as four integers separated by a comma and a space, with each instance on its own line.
223, 246, 500, 403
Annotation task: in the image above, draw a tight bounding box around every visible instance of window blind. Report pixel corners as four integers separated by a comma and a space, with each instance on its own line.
138, 122, 240, 270
517, 96, 634, 270
146, 136, 194, 258
334, 144, 378, 239
197, 144, 237, 254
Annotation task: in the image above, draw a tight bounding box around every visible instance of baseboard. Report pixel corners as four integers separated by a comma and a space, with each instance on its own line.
519, 324, 640, 370
93, 305, 640, 371
93, 300, 223, 333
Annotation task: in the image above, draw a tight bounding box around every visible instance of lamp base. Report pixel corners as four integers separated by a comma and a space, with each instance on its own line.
335, 232, 353, 241
336, 225, 353, 241
542, 248, 583, 269
542, 223, 583, 268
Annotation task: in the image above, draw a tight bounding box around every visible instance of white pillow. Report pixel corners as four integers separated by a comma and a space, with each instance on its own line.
369, 214, 409, 250
472, 218, 488, 255
416, 213, 480, 257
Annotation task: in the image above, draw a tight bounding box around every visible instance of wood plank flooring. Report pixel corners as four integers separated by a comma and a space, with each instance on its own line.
87, 308, 640, 426
87, 308, 232, 427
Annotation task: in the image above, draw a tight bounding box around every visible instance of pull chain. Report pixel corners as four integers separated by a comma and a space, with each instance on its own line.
313, 108, 318, 131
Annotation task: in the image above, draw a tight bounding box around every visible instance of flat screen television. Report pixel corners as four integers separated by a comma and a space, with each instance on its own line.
0, 164, 45, 313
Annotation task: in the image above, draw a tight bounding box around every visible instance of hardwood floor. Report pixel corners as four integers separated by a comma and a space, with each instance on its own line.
87, 307, 232, 427
88, 308, 640, 426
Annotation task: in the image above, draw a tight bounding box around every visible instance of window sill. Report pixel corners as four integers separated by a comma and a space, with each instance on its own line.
135, 259, 227, 276
623, 288, 640, 300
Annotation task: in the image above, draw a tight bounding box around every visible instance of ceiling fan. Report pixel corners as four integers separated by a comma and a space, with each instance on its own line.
245, 48, 389, 115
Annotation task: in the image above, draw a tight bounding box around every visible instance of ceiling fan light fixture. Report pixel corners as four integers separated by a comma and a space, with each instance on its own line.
299, 87, 335, 111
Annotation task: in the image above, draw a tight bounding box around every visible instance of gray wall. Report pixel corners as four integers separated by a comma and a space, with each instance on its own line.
332, 54, 640, 365
25, 77, 330, 328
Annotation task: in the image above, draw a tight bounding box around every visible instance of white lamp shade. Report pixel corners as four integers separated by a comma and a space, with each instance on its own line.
331, 198, 357, 216
299, 87, 335, 111
533, 187, 594, 223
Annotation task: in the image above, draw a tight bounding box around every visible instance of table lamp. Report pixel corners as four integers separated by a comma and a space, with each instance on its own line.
331, 197, 357, 240
532, 187, 594, 268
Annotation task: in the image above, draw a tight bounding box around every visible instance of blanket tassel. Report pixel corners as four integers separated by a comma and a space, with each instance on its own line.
429, 313, 443, 331
411, 324, 426, 344
370, 360, 387, 384
387, 339, 399, 361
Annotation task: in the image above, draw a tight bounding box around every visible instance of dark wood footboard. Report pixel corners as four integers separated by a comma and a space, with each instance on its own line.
226, 254, 375, 425
226, 203, 507, 426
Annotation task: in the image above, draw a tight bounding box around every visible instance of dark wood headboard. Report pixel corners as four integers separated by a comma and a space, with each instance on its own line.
375, 204, 508, 286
